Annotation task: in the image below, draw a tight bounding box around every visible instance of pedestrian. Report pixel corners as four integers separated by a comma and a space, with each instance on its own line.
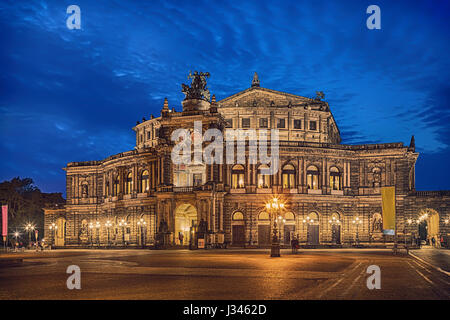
431, 236, 436, 247
179, 232, 184, 246
291, 238, 295, 253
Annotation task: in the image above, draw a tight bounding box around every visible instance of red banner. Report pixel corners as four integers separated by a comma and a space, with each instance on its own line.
1, 205, 7, 237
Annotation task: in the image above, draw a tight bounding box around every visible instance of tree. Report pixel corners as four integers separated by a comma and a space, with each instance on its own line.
0, 177, 65, 246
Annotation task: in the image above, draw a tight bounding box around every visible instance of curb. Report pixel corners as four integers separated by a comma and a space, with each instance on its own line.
408, 251, 450, 277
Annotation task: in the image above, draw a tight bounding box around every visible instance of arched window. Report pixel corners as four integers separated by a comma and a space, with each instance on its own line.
113, 175, 120, 196
330, 212, 341, 223
232, 211, 244, 220
307, 166, 320, 190
141, 170, 149, 192
258, 211, 269, 220
125, 172, 133, 194
329, 167, 342, 190
257, 164, 271, 188
285, 212, 295, 221
282, 164, 296, 189
307, 212, 319, 224
105, 181, 110, 196
231, 164, 245, 189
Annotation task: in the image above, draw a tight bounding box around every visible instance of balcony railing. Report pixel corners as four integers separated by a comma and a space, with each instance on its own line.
412, 190, 450, 197
173, 187, 193, 193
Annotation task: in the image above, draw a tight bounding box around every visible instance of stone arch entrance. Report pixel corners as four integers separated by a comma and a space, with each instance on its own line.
174, 203, 197, 246
231, 211, 245, 246
282, 212, 296, 245
307, 212, 320, 245
55, 217, 66, 247
330, 212, 341, 244
418, 208, 440, 246
257, 211, 271, 246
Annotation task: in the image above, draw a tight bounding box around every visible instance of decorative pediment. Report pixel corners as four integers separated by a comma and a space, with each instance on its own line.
218, 87, 312, 109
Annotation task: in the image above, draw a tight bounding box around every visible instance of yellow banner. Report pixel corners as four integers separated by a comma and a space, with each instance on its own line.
381, 186, 396, 235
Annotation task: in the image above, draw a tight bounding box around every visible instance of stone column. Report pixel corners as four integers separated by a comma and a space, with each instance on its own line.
322, 159, 326, 191
207, 200, 211, 231
303, 159, 307, 191
219, 201, 223, 231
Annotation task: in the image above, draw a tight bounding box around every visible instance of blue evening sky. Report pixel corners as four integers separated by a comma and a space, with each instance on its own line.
0, 0, 449, 195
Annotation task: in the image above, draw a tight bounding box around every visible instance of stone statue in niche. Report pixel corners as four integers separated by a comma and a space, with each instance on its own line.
81, 184, 88, 198
373, 167, 381, 187
78, 219, 89, 243
371, 213, 383, 233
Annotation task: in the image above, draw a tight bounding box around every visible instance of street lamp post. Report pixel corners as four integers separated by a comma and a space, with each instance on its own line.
329, 217, 341, 245
265, 198, 285, 257
95, 221, 100, 246
301, 217, 308, 245
119, 219, 127, 246
13, 231, 19, 250
137, 218, 147, 248
89, 222, 94, 247
105, 220, 112, 247
49, 223, 57, 248
25, 223, 35, 249
276, 216, 286, 245
302, 216, 315, 245
352, 217, 363, 246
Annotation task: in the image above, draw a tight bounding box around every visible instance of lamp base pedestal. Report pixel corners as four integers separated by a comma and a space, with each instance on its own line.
270, 243, 280, 257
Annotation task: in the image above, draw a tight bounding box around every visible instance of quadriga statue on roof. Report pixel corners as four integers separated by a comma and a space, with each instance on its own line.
181, 71, 211, 101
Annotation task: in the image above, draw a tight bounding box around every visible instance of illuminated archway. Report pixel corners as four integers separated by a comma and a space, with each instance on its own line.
257, 211, 270, 246
174, 203, 197, 246
231, 211, 245, 246
329, 212, 342, 244
306, 212, 320, 245
282, 212, 296, 244
417, 208, 440, 245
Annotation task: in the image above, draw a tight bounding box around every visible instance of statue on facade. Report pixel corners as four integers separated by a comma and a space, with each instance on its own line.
181, 71, 211, 101
315, 91, 325, 101
371, 213, 383, 233
81, 184, 88, 198
78, 220, 89, 243
373, 167, 381, 187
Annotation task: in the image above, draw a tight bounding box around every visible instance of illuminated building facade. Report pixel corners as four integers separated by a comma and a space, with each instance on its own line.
44, 72, 450, 248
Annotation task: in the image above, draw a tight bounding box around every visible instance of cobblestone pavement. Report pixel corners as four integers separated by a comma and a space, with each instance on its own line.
0, 249, 449, 300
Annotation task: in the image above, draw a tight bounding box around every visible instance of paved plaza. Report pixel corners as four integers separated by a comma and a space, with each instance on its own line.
0, 248, 449, 300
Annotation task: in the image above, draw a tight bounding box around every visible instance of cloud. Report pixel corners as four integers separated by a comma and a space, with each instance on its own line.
0, 0, 449, 192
